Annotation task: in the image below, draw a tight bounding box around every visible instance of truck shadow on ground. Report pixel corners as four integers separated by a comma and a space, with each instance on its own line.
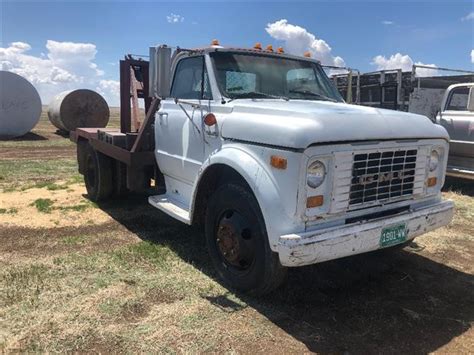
98, 195, 474, 354
443, 177, 474, 197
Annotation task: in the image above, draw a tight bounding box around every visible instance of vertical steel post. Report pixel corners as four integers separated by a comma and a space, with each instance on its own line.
120, 60, 131, 133
346, 71, 353, 103
380, 71, 385, 107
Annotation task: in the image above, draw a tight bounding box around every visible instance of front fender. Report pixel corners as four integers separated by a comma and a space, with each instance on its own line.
190, 143, 305, 251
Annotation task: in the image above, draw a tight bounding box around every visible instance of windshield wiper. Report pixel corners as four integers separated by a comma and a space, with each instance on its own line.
227, 91, 289, 102
289, 89, 337, 102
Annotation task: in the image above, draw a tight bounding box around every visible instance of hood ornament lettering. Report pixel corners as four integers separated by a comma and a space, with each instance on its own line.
357, 171, 406, 185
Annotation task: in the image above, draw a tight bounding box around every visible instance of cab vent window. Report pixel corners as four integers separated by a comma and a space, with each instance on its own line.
171, 56, 212, 100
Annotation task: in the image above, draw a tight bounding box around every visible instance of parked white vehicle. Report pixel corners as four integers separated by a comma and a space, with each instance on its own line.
436, 83, 474, 179
75, 44, 455, 295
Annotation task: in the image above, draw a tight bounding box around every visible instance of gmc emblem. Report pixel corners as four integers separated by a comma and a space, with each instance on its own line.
357, 171, 405, 185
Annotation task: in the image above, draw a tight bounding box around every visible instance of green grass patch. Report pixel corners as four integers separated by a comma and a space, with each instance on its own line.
28, 198, 96, 214
0, 236, 221, 352
0, 207, 18, 214
31, 198, 54, 213
6, 176, 83, 193
0, 159, 78, 192
1, 264, 50, 307
46, 183, 69, 191
68, 174, 84, 184
57, 204, 89, 212
22, 181, 70, 191
98, 298, 123, 317
112, 241, 175, 269
57, 200, 97, 212
62, 235, 88, 245
0, 137, 73, 149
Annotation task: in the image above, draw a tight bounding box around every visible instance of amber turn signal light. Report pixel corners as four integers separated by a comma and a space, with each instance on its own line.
427, 177, 437, 187
270, 155, 287, 170
204, 113, 217, 126
307, 195, 324, 208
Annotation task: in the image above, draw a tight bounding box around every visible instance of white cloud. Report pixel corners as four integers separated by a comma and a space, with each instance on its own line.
0, 40, 119, 106
265, 19, 345, 67
96, 80, 120, 106
371, 53, 439, 77
166, 13, 184, 23
471, 49, 474, 63
461, 12, 474, 21
381, 20, 394, 25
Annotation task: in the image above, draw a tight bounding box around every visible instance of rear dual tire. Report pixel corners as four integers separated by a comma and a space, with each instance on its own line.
84, 145, 113, 202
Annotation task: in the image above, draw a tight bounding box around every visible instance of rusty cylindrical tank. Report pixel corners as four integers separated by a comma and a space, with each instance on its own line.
48, 89, 110, 132
0, 71, 42, 139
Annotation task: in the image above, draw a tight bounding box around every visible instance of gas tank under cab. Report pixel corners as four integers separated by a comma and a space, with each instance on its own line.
220, 100, 449, 149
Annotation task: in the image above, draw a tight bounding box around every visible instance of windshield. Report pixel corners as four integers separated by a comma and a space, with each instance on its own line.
210, 51, 344, 102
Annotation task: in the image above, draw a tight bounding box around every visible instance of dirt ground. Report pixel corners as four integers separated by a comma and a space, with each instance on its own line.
0, 112, 473, 353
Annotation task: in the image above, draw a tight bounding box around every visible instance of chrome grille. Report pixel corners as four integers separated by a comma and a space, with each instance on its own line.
349, 149, 418, 206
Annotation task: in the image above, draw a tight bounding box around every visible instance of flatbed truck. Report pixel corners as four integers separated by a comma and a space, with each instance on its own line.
71, 42, 454, 295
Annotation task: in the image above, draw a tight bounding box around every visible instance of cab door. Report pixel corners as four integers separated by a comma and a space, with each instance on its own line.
155, 55, 212, 189
438, 85, 474, 160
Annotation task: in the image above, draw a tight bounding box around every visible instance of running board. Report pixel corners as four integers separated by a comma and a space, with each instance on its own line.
148, 195, 191, 224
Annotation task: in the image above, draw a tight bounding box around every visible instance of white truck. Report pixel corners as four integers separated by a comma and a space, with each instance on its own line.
436, 83, 474, 179
72, 43, 454, 295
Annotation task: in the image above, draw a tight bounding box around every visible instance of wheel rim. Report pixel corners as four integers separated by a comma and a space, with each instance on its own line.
86, 155, 96, 189
216, 209, 255, 271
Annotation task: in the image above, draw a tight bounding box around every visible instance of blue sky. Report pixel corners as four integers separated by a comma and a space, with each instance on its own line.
1, 0, 473, 105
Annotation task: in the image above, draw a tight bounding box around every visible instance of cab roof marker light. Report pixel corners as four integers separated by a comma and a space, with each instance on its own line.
211, 39, 220, 46
266, 45, 273, 52
277, 47, 284, 53
254, 43, 262, 50
304, 51, 312, 58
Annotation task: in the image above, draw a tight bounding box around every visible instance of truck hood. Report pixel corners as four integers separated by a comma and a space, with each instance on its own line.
220, 100, 449, 149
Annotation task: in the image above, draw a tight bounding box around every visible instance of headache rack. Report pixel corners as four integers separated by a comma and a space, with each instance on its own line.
70, 55, 163, 192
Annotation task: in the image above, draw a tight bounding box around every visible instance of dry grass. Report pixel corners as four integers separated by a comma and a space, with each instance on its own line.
0, 112, 473, 353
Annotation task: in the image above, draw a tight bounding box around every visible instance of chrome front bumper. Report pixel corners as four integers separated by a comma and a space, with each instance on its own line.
278, 200, 454, 267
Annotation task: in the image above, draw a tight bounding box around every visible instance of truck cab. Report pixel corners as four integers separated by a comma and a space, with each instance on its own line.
436, 83, 474, 180
74, 43, 454, 295
146, 44, 454, 294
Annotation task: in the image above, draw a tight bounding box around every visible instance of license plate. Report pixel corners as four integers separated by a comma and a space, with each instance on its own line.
380, 223, 407, 248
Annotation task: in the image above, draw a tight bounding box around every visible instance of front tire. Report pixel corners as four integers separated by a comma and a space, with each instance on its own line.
205, 183, 287, 295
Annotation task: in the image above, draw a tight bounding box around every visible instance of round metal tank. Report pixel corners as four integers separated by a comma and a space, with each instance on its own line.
48, 89, 110, 132
0, 71, 42, 139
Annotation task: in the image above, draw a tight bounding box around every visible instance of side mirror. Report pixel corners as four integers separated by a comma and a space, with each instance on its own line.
468, 87, 474, 112
149, 45, 172, 99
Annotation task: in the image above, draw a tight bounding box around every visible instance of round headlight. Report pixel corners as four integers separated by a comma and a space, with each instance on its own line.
307, 160, 326, 188
429, 150, 439, 172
